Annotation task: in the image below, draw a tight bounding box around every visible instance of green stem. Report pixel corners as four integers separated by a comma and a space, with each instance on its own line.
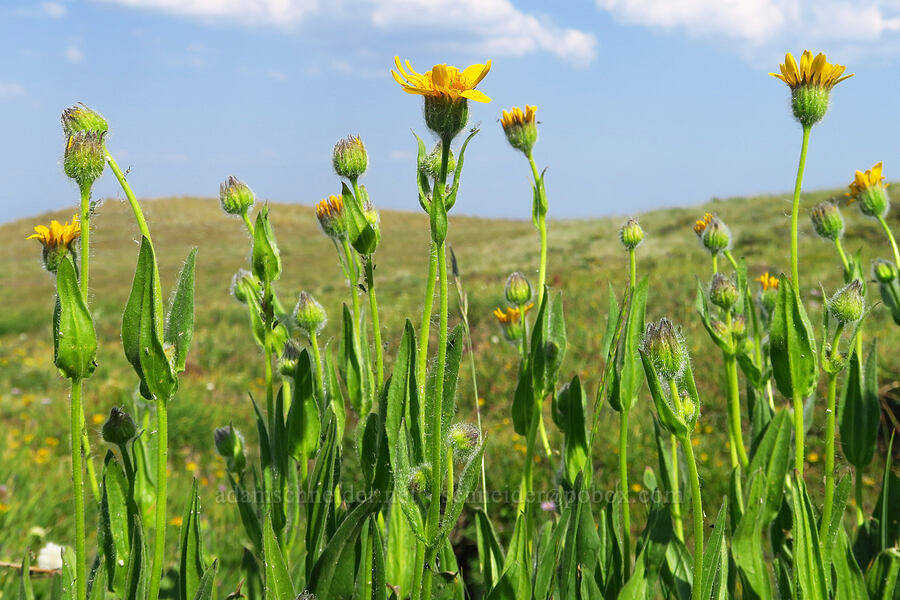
417, 244, 438, 398
105, 151, 152, 240
670, 433, 684, 541
711, 253, 718, 275
309, 330, 326, 406
725, 354, 749, 469
77, 185, 100, 503
834, 237, 851, 278
681, 435, 704, 600
527, 153, 548, 307
619, 409, 632, 575
411, 543, 425, 600
793, 390, 805, 475
821, 373, 838, 540
340, 238, 366, 396
724, 249, 739, 272
363, 255, 384, 389
241, 209, 255, 236
70, 381, 86, 600
854, 467, 865, 526
790, 126, 812, 293
148, 396, 168, 600
876, 214, 900, 268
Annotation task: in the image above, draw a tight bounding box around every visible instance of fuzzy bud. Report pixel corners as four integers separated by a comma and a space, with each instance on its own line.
642, 318, 687, 381
214, 425, 246, 473
407, 463, 432, 496
448, 423, 480, 461
64, 131, 105, 190
873, 259, 898, 283
279, 341, 300, 377
332, 136, 368, 180
294, 291, 327, 337
500, 105, 538, 155
315, 195, 347, 240
709, 273, 739, 311
230, 269, 260, 305
619, 217, 644, 251
420, 144, 456, 182
701, 217, 731, 254
61, 104, 108, 137
504, 272, 532, 306
809, 201, 844, 240
101, 407, 137, 445
732, 314, 747, 338
829, 279, 864, 324
219, 176, 255, 216
856, 185, 890, 219
791, 85, 830, 127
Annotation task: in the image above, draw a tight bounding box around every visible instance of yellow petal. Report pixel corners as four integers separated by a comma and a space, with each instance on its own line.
460, 88, 491, 103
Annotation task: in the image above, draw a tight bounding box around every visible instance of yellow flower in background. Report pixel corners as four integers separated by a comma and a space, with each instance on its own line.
500, 105, 538, 154
756, 272, 779, 292
770, 51, 853, 90
847, 162, 886, 203
392, 57, 492, 103
169, 516, 183, 527
693, 213, 713, 236
500, 105, 537, 130
92, 413, 105, 425
27, 215, 80, 249
491, 303, 533, 325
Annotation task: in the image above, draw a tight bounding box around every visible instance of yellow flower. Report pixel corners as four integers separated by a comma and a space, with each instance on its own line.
846, 162, 886, 204
693, 213, 713, 236
491, 303, 534, 325
92, 413, 105, 425
630, 483, 642, 493
27, 215, 81, 249
756, 272, 779, 292
770, 51, 853, 90
316, 195, 343, 219
392, 57, 491, 103
44, 437, 59, 447
806, 451, 820, 464
500, 105, 537, 130
0, 503, 10, 513
186, 461, 198, 471
169, 516, 183, 527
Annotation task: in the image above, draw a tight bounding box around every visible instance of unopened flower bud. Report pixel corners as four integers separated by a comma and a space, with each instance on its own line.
701, 217, 731, 254
294, 291, 326, 337
61, 104, 108, 137
332, 136, 368, 180
101, 407, 137, 445
709, 273, 739, 311
732, 314, 747, 338
315, 195, 347, 240
642, 318, 687, 380
279, 341, 300, 377
873, 259, 898, 283
619, 217, 644, 251
829, 279, 864, 324
500, 105, 538, 155
219, 176, 255, 216
448, 423, 480, 460
856, 185, 890, 219
230, 269, 260, 305
504, 272, 532, 306
810, 201, 844, 240
407, 463, 432, 496
214, 425, 246, 473
64, 131, 105, 190
420, 144, 456, 182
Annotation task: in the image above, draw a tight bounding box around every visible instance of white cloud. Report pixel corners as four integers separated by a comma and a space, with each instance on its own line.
267, 69, 288, 81
0, 83, 26, 100
99, 0, 597, 65
65, 46, 84, 63
595, 0, 900, 49
42, 2, 67, 18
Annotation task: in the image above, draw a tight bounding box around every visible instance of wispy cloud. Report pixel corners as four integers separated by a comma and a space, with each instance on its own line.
65, 45, 84, 63
0, 83, 26, 100
42, 2, 67, 18
99, 0, 597, 65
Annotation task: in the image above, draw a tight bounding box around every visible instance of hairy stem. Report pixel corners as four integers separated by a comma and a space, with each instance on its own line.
682, 435, 704, 600
148, 395, 168, 600
821, 373, 838, 539
417, 244, 438, 399
725, 354, 749, 469
790, 126, 812, 292
363, 255, 384, 389
70, 381, 86, 600
876, 214, 900, 268
619, 409, 632, 575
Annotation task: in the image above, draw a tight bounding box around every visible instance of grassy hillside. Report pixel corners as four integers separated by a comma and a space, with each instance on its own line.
1, 189, 899, 582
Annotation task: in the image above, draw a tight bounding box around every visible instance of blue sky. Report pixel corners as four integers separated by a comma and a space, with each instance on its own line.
2, 0, 900, 222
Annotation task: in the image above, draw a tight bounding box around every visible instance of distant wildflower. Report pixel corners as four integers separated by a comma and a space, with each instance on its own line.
500, 105, 538, 155
756, 272, 779, 292
846, 162, 890, 218
315, 195, 347, 240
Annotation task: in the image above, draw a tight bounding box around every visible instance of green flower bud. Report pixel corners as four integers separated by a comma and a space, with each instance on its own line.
856, 185, 890, 219
642, 318, 687, 381
448, 423, 480, 461
732, 314, 747, 339
809, 201, 844, 240
294, 291, 326, 337
230, 269, 260, 304
420, 143, 456, 182
619, 217, 644, 251
101, 407, 137, 445
505, 272, 532, 306
214, 424, 246, 473
332, 136, 368, 180
759, 288, 777, 316
709, 273, 739, 311
315, 195, 347, 240
424, 95, 468, 141
279, 341, 300, 377
64, 131, 105, 190
219, 176, 255, 216
701, 217, 731, 254
500, 105, 538, 155
791, 85, 830, 127
407, 463, 432, 496
873, 259, 898, 283
61, 104, 108, 137
829, 279, 864, 324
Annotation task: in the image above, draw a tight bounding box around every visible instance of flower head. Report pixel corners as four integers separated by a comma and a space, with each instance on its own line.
770, 51, 853, 127
809, 200, 844, 240
392, 57, 491, 103
620, 217, 644, 250
846, 162, 890, 218
315, 195, 347, 240
693, 213, 730, 254
219, 176, 255, 216
500, 105, 538, 154
693, 213, 713, 237
756, 272, 779, 292
492, 304, 533, 343
27, 215, 81, 272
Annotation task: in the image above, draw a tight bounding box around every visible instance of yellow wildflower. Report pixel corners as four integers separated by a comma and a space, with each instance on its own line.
630, 483, 642, 493
806, 452, 820, 464
44, 437, 59, 447
756, 272, 779, 292
186, 461, 198, 471
846, 162, 886, 204
0, 503, 9, 512
316, 195, 343, 219
693, 213, 713, 236
92, 413, 105, 425
500, 105, 537, 130
491, 303, 534, 325
27, 215, 81, 249
770, 51, 853, 90
169, 516, 183, 527
392, 57, 491, 103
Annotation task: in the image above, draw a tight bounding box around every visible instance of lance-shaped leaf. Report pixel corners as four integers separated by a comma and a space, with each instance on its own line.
822, 475, 852, 585
338, 304, 364, 415
252, 207, 281, 283
285, 348, 320, 461
324, 342, 346, 440
179, 479, 207, 600
474, 508, 505, 592
639, 349, 688, 438
18, 551, 34, 600
445, 127, 479, 210
53, 255, 97, 381
262, 513, 293, 600
769, 275, 818, 399
192, 560, 218, 600
99, 452, 130, 596
839, 341, 880, 469
865, 548, 900, 599
700, 499, 729, 600
228, 474, 262, 554
413, 131, 431, 212
832, 527, 868, 600
163, 247, 197, 373
123, 519, 148, 600
341, 181, 379, 254
732, 473, 773, 600
305, 415, 340, 577
746, 409, 791, 525
789, 475, 827, 600
609, 276, 648, 412
511, 360, 533, 436
552, 376, 589, 486
122, 237, 176, 400
530, 286, 567, 400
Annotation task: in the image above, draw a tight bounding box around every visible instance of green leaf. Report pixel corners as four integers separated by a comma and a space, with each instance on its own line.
511, 360, 533, 437
305, 415, 341, 577
124, 518, 148, 600
609, 276, 648, 412
789, 474, 828, 600
53, 255, 97, 380
700, 499, 729, 600
179, 479, 207, 600
262, 513, 294, 600
414, 132, 431, 212
865, 548, 900, 599
839, 341, 880, 469
746, 409, 791, 525
285, 348, 320, 461
732, 473, 773, 600
530, 287, 567, 400
252, 207, 282, 282
341, 181, 379, 254
639, 349, 688, 438
769, 275, 818, 400
99, 452, 131, 596
473, 508, 505, 592
338, 303, 364, 416
192, 560, 218, 600
324, 342, 346, 440
553, 376, 589, 486
228, 474, 262, 554
164, 247, 197, 373
18, 551, 34, 600
489, 513, 531, 600
600, 284, 620, 364
821, 475, 852, 587
386, 500, 418, 599
832, 527, 868, 600
445, 128, 479, 211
